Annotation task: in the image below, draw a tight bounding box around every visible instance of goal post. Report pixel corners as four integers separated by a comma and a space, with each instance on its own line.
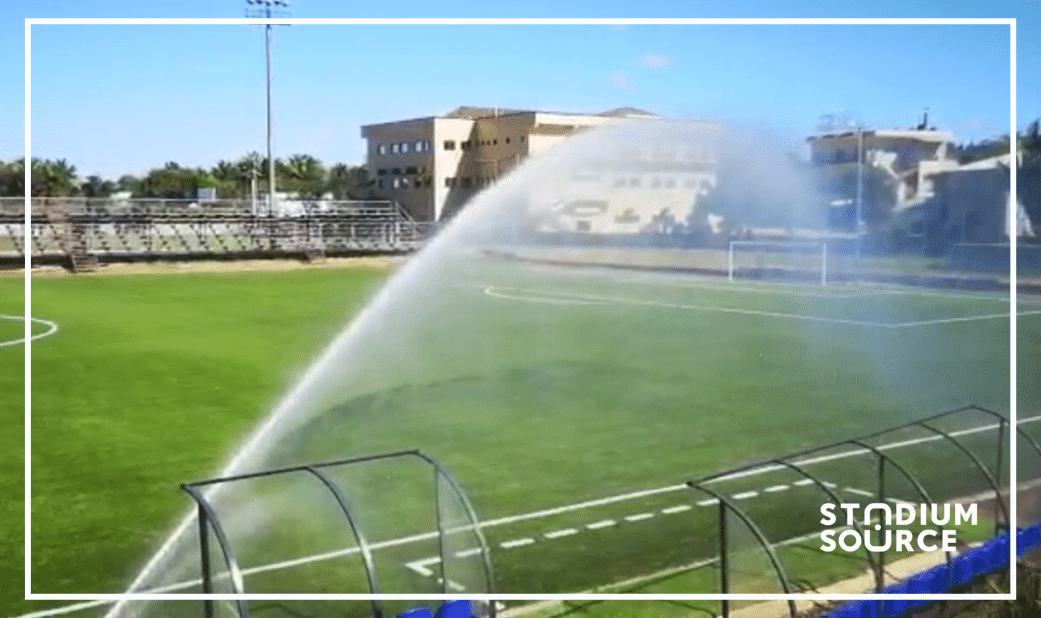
728, 240, 828, 286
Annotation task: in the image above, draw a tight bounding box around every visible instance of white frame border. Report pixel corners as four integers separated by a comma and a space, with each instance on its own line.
23, 16, 1018, 605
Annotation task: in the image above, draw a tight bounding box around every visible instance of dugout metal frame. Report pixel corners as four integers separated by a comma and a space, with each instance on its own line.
685, 404, 1041, 618
181, 450, 496, 618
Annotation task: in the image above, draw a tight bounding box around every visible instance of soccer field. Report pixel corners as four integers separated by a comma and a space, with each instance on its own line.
5, 257, 1041, 618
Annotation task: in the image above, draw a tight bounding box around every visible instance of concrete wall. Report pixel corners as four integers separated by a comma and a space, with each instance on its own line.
362, 118, 437, 221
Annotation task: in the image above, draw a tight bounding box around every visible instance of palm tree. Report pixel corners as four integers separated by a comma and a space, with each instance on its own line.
81, 175, 115, 198
0, 159, 26, 196
212, 160, 238, 182
31, 159, 80, 197
327, 163, 372, 199
280, 154, 326, 199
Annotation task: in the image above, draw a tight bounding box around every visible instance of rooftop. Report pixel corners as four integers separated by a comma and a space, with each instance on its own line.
363, 106, 660, 128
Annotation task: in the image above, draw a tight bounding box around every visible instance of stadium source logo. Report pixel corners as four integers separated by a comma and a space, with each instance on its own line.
820, 503, 977, 553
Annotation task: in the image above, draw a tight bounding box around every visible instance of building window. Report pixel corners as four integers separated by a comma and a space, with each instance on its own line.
391, 143, 399, 154
651, 178, 662, 189
377, 179, 383, 189
424, 178, 432, 188
684, 178, 698, 189
505, 137, 511, 144
392, 178, 400, 189
520, 136, 525, 142
445, 177, 452, 187
415, 141, 423, 152
377, 169, 387, 176
392, 168, 402, 175
493, 139, 498, 145
629, 177, 640, 187
401, 178, 410, 188
444, 140, 456, 150
401, 142, 410, 153
614, 177, 626, 188
461, 141, 471, 150
405, 166, 418, 175
377, 144, 387, 155
576, 220, 591, 232
664, 178, 676, 189
461, 177, 472, 189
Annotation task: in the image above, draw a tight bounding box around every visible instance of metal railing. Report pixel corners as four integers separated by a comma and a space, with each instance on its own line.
684, 404, 1038, 616
0, 197, 436, 264
181, 450, 496, 618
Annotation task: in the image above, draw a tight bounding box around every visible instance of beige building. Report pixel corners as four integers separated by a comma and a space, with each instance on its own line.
807, 128, 960, 210
895, 153, 1035, 243
361, 106, 719, 232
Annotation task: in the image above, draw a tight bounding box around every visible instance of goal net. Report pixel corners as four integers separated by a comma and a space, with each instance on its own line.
728, 240, 828, 286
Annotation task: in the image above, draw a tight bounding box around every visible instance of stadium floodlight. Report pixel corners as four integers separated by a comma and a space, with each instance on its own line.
728, 240, 829, 287
244, 0, 292, 217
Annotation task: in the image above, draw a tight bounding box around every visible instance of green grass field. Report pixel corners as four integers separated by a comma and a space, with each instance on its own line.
4, 255, 1040, 618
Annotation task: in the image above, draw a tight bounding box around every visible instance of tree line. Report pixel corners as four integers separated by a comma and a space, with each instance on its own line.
0, 153, 375, 200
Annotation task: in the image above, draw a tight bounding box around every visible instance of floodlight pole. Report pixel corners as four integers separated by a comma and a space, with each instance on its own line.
245, 1, 291, 218
266, 23, 275, 217
855, 125, 864, 262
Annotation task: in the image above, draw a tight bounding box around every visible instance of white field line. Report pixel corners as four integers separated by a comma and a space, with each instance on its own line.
455, 548, 484, 558
483, 286, 1041, 328
500, 538, 536, 549
624, 513, 655, 522
625, 277, 907, 300
893, 310, 1041, 327
661, 505, 692, 514
489, 260, 1029, 304
544, 528, 579, 539
482, 287, 608, 306
537, 260, 1040, 306
484, 286, 886, 327
0, 315, 58, 347
603, 275, 868, 300
586, 520, 616, 530
843, 487, 876, 498
859, 282, 1041, 305
19, 414, 1040, 617
402, 557, 467, 591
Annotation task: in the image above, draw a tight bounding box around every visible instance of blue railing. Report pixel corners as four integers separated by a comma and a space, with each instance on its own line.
397, 600, 471, 618
396, 523, 1041, 618
825, 521, 1041, 618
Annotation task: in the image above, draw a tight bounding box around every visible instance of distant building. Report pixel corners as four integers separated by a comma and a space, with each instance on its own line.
806, 127, 960, 217
894, 153, 1035, 244
361, 106, 720, 232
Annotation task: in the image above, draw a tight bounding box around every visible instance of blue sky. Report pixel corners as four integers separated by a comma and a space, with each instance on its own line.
3, 0, 1036, 179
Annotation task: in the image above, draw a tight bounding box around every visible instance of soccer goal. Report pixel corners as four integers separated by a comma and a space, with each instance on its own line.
728, 240, 829, 286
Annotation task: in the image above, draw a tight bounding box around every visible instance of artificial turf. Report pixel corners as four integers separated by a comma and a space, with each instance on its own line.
3, 258, 1038, 618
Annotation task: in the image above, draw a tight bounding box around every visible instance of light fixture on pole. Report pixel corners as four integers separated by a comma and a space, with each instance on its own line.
245, 0, 291, 217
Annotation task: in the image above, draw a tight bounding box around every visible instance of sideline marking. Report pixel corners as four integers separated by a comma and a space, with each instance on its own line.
0, 315, 58, 348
